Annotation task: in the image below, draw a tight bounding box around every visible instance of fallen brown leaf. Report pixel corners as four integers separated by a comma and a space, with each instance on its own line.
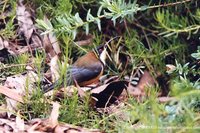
50, 55, 60, 82
27, 101, 102, 133
75, 33, 94, 46
49, 102, 60, 128
27, 102, 60, 132
166, 64, 176, 73
0, 36, 9, 50
16, 111, 25, 131
103, 75, 119, 84
126, 84, 145, 97
0, 104, 7, 118
118, 84, 145, 102
4, 71, 39, 92
43, 16, 61, 59
44, 85, 77, 98
158, 97, 176, 103
31, 33, 43, 48
0, 86, 23, 103
0, 118, 16, 132
43, 34, 56, 58
55, 124, 102, 133
48, 32, 61, 55
2, 71, 39, 116
17, 1, 34, 42
136, 70, 156, 93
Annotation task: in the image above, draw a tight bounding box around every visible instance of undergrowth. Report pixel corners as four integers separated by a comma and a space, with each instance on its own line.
0, 0, 200, 132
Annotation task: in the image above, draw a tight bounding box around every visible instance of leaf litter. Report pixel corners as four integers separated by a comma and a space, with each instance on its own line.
0, 1, 177, 132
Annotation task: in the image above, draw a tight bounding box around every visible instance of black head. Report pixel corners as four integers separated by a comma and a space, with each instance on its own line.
94, 44, 105, 55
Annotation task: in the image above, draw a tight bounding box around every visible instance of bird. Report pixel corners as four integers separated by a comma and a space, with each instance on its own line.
42, 44, 108, 93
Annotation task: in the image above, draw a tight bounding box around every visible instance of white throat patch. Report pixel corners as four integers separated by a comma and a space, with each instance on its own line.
100, 48, 107, 65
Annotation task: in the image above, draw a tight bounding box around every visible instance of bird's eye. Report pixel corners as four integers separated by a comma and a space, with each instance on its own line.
98, 48, 103, 54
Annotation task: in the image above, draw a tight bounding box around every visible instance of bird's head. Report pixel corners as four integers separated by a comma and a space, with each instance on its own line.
94, 44, 108, 65
94, 36, 120, 65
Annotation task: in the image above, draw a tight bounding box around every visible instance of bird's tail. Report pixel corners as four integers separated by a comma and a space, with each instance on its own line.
42, 78, 73, 93
42, 80, 62, 93
42, 69, 74, 93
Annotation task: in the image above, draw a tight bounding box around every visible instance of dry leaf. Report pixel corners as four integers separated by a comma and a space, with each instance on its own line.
96, 102, 133, 122
0, 86, 23, 103
17, 1, 34, 42
103, 75, 119, 84
75, 83, 87, 98
27, 101, 102, 133
75, 34, 94, 46
0, 36, 9, 50
0, 118, 16, 132
6, 98, 19, 117
117, 83, 145, 103
16, 111, 25, 131
4, 71, 39, 94
48, 32, 61, 55
44, 85, 78, 97
27, 102, 60, 132
2, 71, 39, 116
31, 33, 43, 48
50, 55, 60, 82
166, 64, 176, 73
49, 102, 60, 128
136, 70, 156, 93
0, 104, 7, 118
43, 34, 56, 58
126, 85, 144, 97
158, 97, 176, 103
55, 123, 102, 133
28, 119, 53, 132
43, 16, 61, 58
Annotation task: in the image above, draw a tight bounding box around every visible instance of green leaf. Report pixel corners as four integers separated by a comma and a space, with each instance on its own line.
97, 5, 103, 17
191, 52, 200, 60
111, 17, 116, 26
72, 30, 77, 39
85, 23, 89, 35
75, 13, 83, 25
96, 19, 101, 31
163, 32, 177, 37
86, 9, 95, 21
86, 9, 91, 21
36, 19, 52, 30
140, 5, 148, 11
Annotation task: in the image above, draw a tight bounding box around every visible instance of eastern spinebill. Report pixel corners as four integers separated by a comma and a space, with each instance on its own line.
43, 44, 108, 92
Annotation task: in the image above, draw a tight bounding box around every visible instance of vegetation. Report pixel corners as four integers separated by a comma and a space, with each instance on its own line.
0, 0, 199, 132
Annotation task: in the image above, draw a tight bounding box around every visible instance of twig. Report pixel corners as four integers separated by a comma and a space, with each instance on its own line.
148, 0, 192, 9
132, 22, 159, 34
141, 28, 151, 51
0, 64, 28, 71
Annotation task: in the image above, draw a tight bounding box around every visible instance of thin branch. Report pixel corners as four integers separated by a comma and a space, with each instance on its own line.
0, 64, 28, 71
148, 0, 192, 9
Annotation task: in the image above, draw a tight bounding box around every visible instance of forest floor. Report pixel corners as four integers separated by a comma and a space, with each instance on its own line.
0, 0, 200, 133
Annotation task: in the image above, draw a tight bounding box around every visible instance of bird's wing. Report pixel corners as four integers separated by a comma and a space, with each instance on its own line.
42, 63, 103, 92
71, 65, 103, 83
